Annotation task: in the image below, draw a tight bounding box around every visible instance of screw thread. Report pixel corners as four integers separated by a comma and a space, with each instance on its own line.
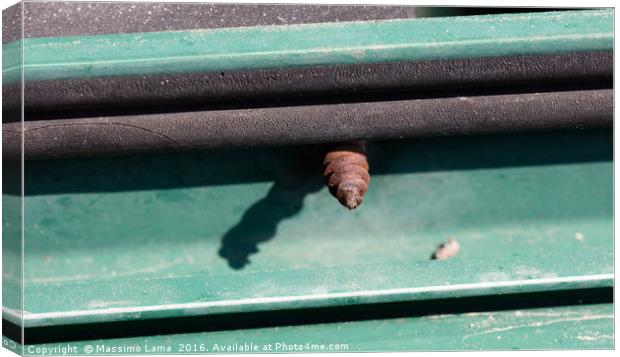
323, 141, 370, 209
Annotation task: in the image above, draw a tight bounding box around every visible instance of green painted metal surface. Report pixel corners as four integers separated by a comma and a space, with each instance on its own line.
9, 249, 613, 327
14, 304, 614, 353
2, 193, 22, 325
2, 8, 614, 350
2, 9, 613, 83
6, 129, 612, 327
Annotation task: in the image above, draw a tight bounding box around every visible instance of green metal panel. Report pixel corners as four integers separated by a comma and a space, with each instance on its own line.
9, 129, 612, 328
2, 7, 614, 350
2, 194, 22, 326
13, 304, 613, 353
10, 249, 613, 327
2, 9, 613, 83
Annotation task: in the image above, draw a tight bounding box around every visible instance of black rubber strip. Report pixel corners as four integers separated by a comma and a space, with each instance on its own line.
6, 51, 611, 117
3, 89, 612, 160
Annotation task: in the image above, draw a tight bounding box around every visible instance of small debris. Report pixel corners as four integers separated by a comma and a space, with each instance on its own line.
575, 232, 585, 241
431, 237, 460, 260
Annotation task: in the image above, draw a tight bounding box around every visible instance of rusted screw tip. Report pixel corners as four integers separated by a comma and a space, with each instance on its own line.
338, 186, 364, 210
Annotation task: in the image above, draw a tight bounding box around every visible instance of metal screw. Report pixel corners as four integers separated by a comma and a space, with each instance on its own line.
323, 141, 370, 210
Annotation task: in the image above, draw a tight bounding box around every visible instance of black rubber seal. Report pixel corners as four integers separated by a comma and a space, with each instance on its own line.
3, 89, 612, 160
6, 51, 611, 118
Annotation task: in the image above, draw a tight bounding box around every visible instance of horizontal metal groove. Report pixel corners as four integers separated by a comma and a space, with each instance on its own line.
7, 275, 612, 327
4, 247, 613, 328
3, 89, 613, 160
4, 287, 613, 344
1, 10, 613, 83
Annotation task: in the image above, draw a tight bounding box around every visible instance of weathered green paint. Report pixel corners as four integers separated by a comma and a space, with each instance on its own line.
10, 129, 612, 327
11, 249, 612, 327
17, 304, 614, 353
2, 9, 613, 83
2, 194, 22, 326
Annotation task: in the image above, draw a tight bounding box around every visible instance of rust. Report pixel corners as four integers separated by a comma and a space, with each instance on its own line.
323, 140, 370, 209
